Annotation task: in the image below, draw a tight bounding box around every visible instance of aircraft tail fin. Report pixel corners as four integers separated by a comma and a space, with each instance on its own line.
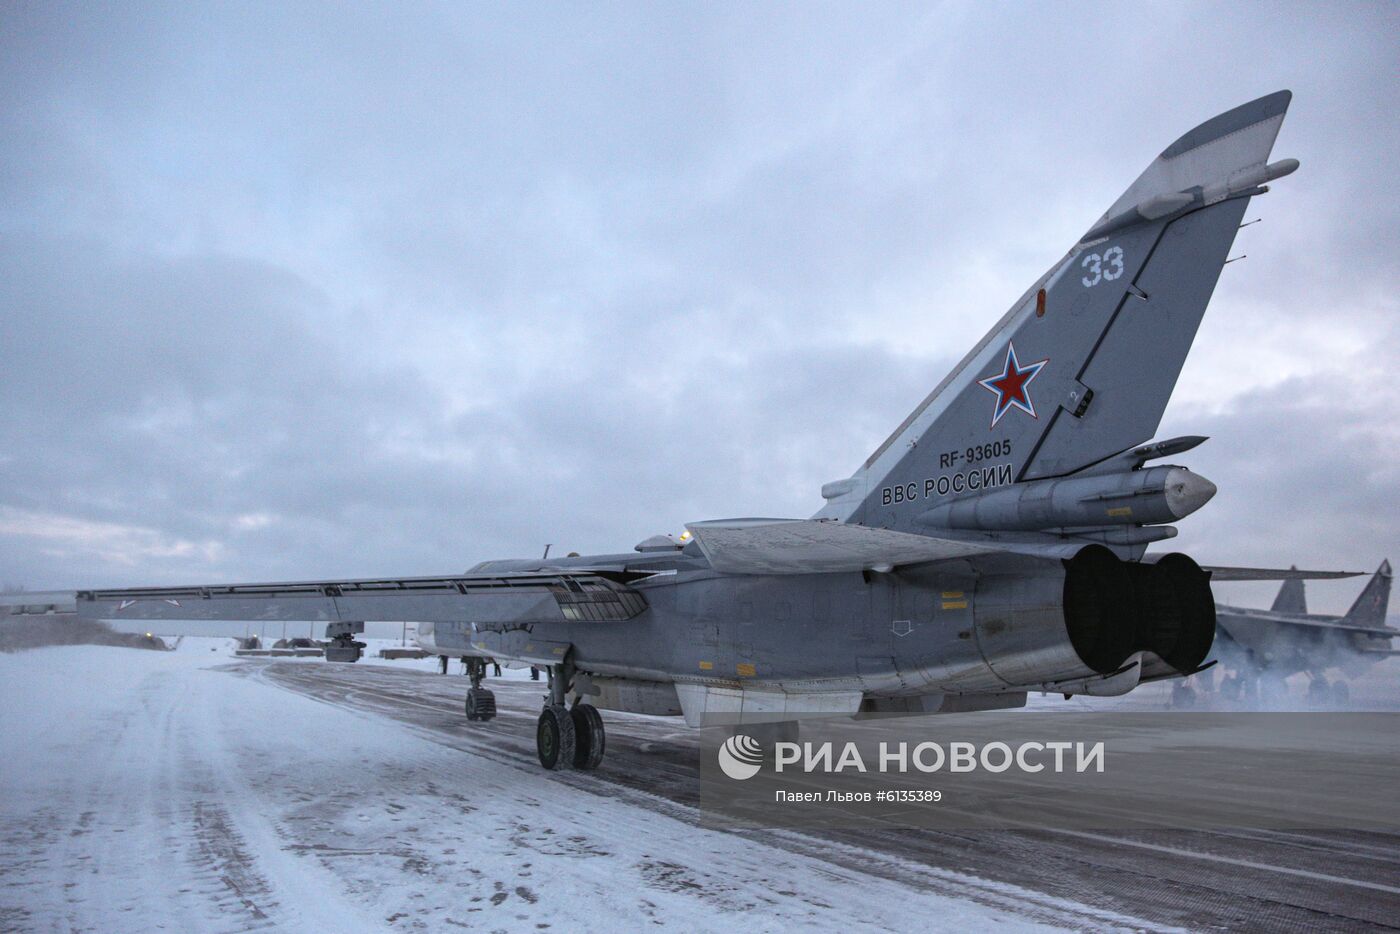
817, 92, 1296, 538
1271, 567, 1307, 615
1344, 560, 1392, 628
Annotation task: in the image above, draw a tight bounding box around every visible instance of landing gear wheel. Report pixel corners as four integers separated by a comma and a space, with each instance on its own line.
571, 703, 605, 770
536, 704, 576, 770
465, 687, 496, 721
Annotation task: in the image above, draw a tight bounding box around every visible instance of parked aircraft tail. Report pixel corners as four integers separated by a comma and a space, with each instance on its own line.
1271, 567, 1307, 615
1344, 560, 1393, 628
816, 91, 1297, 540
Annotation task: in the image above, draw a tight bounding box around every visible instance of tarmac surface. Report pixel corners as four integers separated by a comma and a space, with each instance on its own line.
258, 659, 1400, 932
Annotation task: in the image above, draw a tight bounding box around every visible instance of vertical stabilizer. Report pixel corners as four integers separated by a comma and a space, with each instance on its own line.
1271, 567, 1307, 615
1344, 560, 1392, 627
816, 92, 1296, 536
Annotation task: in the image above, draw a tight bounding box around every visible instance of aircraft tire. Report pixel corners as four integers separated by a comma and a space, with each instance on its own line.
571, 703, 605, 770
465, 687, 496, 721
537, 705, 575, 770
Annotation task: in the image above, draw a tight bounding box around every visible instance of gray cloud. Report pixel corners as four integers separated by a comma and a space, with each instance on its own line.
1, 2, 1397, 618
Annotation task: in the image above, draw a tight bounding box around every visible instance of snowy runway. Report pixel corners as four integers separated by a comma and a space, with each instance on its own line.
1, 646, 1088, 932
4, 645, 1398, 932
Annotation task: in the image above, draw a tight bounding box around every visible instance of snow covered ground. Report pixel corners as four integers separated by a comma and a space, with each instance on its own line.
1, 642, 1092, 933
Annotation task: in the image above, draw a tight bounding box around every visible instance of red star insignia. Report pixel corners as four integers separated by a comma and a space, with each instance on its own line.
977, 342, 1048, 428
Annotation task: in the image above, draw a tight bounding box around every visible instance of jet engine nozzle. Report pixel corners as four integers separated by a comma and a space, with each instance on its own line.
917, 464, 1216, 532
928, 546, 1218, 694
1062, 546, 1216, 674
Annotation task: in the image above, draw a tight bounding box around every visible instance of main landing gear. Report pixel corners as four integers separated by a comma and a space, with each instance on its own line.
570, 702, 605, 771
460, 654, 606, 770
1306, 675, 1351, 708
535, 704, 574, 770
536, 658, 605, 771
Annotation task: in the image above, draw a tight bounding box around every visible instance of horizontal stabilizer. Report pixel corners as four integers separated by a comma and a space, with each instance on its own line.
1203, 566, 1363, 582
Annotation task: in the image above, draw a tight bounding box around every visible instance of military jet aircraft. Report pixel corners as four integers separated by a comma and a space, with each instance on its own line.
1196, 561, 1395, 706
55, 91, 1319, 770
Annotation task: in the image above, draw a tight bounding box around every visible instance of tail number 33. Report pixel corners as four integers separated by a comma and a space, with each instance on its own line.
1081, 246, 1124, 287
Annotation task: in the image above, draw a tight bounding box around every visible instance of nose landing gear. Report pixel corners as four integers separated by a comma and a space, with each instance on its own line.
463, 658, 497, 721
466, 687, 497, 720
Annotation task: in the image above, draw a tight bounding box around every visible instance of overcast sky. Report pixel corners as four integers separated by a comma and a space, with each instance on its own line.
2, 2, 1397, 613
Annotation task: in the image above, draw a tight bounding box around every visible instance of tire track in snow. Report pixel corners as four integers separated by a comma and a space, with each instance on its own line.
252, 659, 1400, 932
249, 661, 1162, 931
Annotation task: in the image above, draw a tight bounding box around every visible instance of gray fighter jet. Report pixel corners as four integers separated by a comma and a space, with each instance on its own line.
1197, 561, 1395, 706
50, 91, 1318, 770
